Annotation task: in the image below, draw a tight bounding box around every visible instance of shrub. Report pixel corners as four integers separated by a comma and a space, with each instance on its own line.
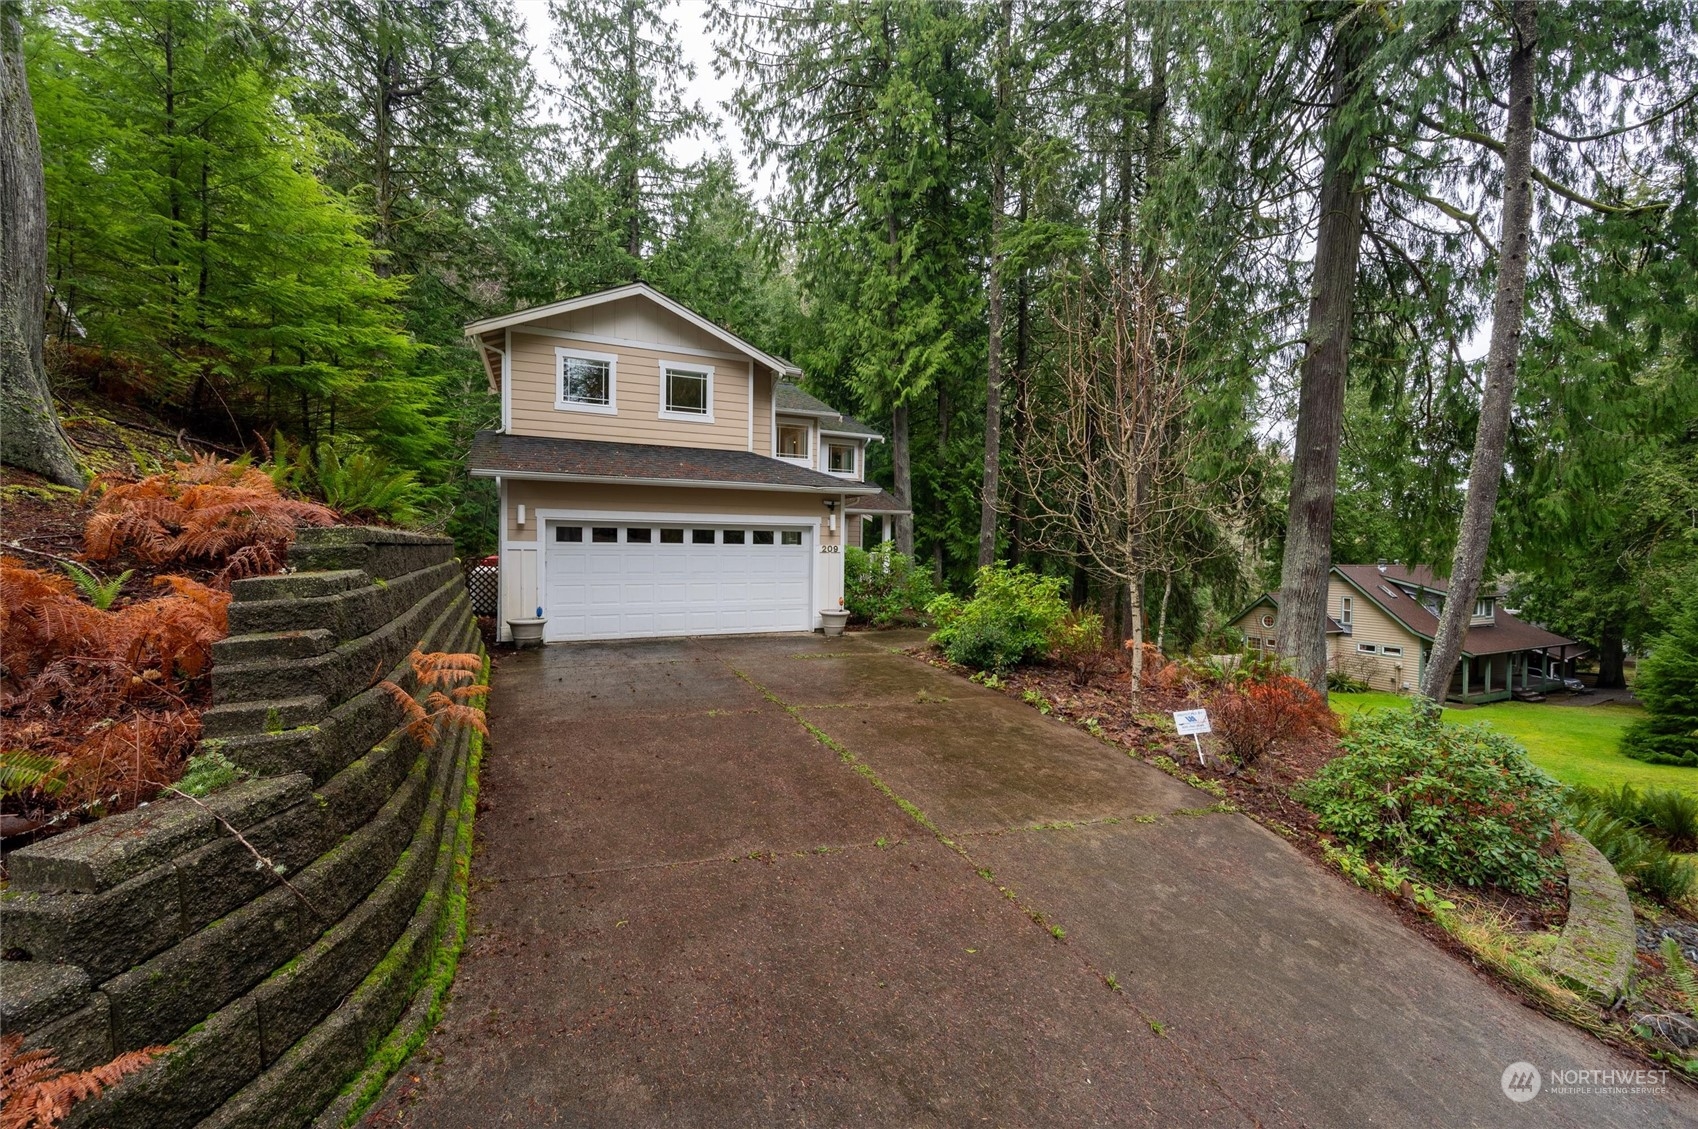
844, 542, 937, 627
1327, 668, 1370, 693
1051, 610, 1110, 685
1619, 595, 1698, 766
1641, 787, 1698, 853
926, 565, 1069, 672
84, 454, 337, 583
1208, 666, 1338, 764
1638, 851, 1697, 906
1298, 706, 1564, 896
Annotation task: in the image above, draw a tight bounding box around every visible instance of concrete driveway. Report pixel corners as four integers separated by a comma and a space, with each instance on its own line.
365, 633, 1693, 1127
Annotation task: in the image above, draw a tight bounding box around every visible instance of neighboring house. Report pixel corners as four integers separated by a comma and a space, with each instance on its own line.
466, 282, 906, 642
1231, 562, 1585, 703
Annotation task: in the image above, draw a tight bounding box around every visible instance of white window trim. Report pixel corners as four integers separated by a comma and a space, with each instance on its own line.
824, 440, 859, 478
554, 346, 618, 414
1382, 645, 1405, 658
1356, 642, 1378, 655
1340, 596, 1352, 625
776, 421, 812, 463
659, 361, 715, 423
1474, 598, 1494, 619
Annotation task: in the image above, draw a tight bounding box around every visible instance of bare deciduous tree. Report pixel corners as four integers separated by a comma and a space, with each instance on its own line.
1015, 265, 1219, 701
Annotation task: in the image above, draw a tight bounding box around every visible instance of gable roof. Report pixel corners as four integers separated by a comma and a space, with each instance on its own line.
1230, 592, 1345, 634
463, 282, 801, 378
1332, 564, 1577, 657
775, 382, 882, 440
468, 431, 855, 493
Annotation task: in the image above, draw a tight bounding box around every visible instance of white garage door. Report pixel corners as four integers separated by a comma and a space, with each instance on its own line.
542, 519, 814, 641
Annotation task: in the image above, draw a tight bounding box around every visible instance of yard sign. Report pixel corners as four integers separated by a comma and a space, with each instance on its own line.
1172, 708, 1211, 765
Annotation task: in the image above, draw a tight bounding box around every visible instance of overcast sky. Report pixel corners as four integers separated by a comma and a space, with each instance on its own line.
514, 0, 769, 191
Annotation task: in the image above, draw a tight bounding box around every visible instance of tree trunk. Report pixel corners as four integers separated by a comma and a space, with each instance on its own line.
1596, 625, 1625, 689
892, 403, 913, 554
1154, 571, 1172, 654
977, 0, 1012, 568
1420, 1, 1538, 701
1274, 24, 1371, 694
0, 2, 82, 486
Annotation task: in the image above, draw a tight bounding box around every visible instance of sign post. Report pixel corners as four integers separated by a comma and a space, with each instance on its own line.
1172, 709, 1212, 766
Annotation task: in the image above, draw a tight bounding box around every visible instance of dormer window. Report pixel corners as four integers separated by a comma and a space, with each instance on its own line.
828, 442, 857, 475
1474, 598, 1494, 619
660, 362, 713, 421
778, 424, 809, 459
555, 347, 617, 414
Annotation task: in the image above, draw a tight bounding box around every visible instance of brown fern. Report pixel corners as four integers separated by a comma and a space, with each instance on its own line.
0, 1033, 164, 1129
83, 456, 335, 582
378, 651, 488, 749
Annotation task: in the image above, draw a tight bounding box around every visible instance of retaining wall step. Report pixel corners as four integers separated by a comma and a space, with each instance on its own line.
1546, 832, 1635, 1003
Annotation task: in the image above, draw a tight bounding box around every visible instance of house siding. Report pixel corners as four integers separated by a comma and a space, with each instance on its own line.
507, 330, 756, 451
1328, 577, 1422, 692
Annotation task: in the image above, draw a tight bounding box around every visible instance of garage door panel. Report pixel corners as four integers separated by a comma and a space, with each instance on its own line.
545, 521, 813, 641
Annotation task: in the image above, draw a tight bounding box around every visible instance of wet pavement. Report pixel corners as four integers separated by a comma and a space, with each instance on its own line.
363, 632, 1694, 1128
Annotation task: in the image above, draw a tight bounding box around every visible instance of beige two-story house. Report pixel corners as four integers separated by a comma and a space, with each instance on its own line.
466, 283, 904, 642
1232, 562, 1585, 703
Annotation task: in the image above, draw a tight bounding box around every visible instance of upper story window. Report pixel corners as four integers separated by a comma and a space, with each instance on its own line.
1339, 596, 1352, 628
827, 442, 857, 475
555, 347, 617, 414
1474, 598, 1494, 619
778, 424, 809, 459
660, 362, 713, 421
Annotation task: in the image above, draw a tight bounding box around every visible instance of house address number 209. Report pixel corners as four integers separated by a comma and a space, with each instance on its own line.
820, 544, 840, 553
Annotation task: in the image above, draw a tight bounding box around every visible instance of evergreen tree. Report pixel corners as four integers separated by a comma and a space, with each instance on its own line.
1621, 592, 1698, 767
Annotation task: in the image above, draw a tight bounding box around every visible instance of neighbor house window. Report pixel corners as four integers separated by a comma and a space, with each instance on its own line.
555, 348, 617, 413
1356, 643, 1378, 655
660, 363, 713, 420
828, 443, 856, 474
778, 425, 809, 458
1475, 598, 1493, 618
1340, 596, 1352, 627
1382, 645, 1404, 658
1246, 636, 1261, 649
1263, 638, 1277, 650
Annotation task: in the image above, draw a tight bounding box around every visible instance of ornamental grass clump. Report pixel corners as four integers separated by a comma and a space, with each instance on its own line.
1297, 705, 1564, 896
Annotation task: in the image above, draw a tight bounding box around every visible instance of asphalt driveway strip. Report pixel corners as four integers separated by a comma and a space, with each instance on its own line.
362, 632, 1696, 1128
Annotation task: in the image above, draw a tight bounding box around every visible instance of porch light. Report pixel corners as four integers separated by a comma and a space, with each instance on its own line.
517, 503, 526, 527
823, 498, 838, 534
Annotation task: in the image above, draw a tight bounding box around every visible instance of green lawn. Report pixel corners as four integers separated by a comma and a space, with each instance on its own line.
1330, 691, 1698, 797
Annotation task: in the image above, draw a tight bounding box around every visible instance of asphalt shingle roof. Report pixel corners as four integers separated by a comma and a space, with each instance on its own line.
469, 431, 853, 491
774, 383, 882, 438
1334, 563, 1577, 657
843, 489, 910, 514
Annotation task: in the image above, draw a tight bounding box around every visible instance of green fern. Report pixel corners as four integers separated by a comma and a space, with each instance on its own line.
0, 751, 66, 798
1664, 936, 1698, 1021
58, 560, 133, 610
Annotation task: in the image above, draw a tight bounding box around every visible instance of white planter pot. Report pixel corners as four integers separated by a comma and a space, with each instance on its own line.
819, 610, 851, 637
507, 618, 546, 648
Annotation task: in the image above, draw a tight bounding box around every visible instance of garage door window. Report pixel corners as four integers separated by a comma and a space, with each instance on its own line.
626, 527, 652, 543
781, 531, 802, 546
555, 526, 583, 542
723, 530, 746, 544
592, 527, 618, 543
659, 529, 684, 544
753, 530, 774, 545
692, 529, 714, 544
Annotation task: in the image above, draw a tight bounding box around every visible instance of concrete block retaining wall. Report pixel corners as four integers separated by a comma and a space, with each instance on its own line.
0, 527, 483, 1128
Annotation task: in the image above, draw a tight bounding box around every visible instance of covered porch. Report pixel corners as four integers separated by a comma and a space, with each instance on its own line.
1440, 644, 1583, 704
